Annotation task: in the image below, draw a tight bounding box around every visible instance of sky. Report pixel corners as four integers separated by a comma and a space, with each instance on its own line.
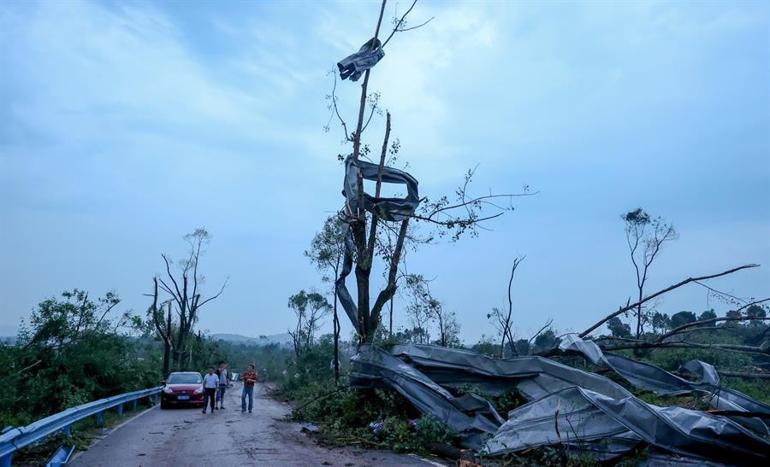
1, 0, 768, 343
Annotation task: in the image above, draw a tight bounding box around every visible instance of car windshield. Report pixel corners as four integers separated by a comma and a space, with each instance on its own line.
167, 373, 201, 384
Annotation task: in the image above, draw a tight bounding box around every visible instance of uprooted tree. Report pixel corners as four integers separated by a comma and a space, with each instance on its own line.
330, 0, 531, 344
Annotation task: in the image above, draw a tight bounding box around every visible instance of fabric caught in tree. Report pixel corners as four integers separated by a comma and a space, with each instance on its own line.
337, 38, 385, 82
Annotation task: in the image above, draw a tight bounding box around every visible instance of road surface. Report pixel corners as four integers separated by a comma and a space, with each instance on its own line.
71, 383, 442, 466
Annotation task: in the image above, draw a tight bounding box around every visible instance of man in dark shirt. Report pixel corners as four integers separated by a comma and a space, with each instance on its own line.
241, 364, 258, 413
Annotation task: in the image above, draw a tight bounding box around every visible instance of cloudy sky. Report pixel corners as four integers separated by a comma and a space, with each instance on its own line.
1, 0, 768, 342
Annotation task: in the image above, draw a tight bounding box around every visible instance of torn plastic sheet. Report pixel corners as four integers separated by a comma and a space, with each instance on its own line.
484, 386, 770, 464
337, 38, 384, 82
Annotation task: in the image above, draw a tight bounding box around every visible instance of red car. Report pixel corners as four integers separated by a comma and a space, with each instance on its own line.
160, 372, 205, 409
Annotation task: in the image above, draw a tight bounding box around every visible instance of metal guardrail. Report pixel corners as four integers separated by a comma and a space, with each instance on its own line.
45, 444, 74, 467
0, 386, 161, 467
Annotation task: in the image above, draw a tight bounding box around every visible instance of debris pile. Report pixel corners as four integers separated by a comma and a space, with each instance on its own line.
350, 340, 770, 464
333, 40, 770, 464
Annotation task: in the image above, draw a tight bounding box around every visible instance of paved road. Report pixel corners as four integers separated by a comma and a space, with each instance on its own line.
71, 383, 441, 466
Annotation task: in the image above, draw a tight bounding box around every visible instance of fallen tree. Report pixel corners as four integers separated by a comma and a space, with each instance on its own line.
580, 263, 759, 337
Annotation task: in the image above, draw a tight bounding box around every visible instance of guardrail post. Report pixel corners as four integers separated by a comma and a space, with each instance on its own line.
95, 411, 104, 427
62, 425, 71, 438
116, 403, 124, 417
1, 453, 13, 467
132, 399, 138, 411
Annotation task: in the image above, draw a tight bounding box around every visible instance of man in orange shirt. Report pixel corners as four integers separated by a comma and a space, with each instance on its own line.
241, 364, 258, 413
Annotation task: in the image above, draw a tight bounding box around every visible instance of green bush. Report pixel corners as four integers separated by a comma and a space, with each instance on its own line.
0, 291, 162, 427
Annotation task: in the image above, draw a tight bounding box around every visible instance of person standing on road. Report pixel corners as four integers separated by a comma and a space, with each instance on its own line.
217, 361, 228, 409
202, 366, 218, 414
241, 364, 258, 413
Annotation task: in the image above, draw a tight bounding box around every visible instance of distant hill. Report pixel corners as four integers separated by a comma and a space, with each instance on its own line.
210, 332, 292, 347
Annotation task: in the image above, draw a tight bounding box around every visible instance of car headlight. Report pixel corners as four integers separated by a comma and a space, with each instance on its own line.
163, 387, 174, 394
194, 387, 203, 394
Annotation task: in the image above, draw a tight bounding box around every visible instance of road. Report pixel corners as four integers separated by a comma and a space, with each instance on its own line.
70, 383, 442, 466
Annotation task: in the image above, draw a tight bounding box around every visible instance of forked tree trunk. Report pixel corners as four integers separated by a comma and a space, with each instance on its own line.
162, 302, 172, 377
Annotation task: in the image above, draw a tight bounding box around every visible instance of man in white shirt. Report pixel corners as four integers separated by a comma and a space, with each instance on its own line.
202, 367, 218, 414
216, 362, 229, 409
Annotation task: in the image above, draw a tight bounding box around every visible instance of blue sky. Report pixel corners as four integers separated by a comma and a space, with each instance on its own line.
1, 0, 768, 342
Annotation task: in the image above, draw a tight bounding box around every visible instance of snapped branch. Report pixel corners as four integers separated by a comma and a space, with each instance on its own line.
580, 264, 760, 337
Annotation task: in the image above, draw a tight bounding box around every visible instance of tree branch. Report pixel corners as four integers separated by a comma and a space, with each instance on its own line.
365, 112, 392, 268
370, 219, 409, 330
381, 0, 433, 48
656, 298, 770, 342
580, 264, 760, 337
196, 277, 229, 309
597, 336, 769, 356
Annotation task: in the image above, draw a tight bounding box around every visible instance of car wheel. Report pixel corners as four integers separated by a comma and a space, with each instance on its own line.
160, 400, 169, 410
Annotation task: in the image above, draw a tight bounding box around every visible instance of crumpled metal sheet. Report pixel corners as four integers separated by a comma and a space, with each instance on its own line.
337, 38, 384, 82
351, 346, 501, 448
484, 386, 770, 464
484, 387, 642, 457
350, 342, 770, 462
334, 223, 359, 332
335, 156, 420, 336
342, 156, 420, 223
559, 335, 700, 395
558, 335, 770, 435
391, 343, 633, 400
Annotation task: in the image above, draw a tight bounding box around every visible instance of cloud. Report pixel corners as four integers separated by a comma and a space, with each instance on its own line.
0, 0, 767, 343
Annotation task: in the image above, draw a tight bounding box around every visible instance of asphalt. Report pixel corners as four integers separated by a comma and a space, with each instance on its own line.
70, 382, 442, 466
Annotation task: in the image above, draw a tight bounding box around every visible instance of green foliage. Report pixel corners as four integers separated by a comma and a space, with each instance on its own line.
698, 309, 717, 322
470, 335, 499, 357
1, 290, 161, 428
288, 290, 331, 356
670, 311, 697, 328
651, 312, 671, 333
608, 317, 632, 338
211, 341, 293, 382
532, 329, 557, 353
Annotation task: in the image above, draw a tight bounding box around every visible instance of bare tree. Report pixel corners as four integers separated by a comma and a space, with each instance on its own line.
147, 277, 174, 377
622, 208, 677, 338
488, 256, 525, 357
157, 228, 227, 370
331, 0, 532, 344
404, 274, 432, 344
